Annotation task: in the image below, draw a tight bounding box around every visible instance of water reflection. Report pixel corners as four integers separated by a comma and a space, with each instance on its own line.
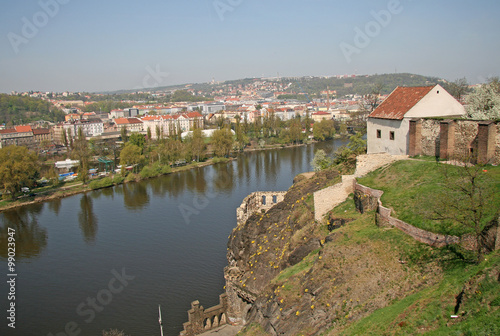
47, 198, 62, 215
123, 182, 150, 211
78, 194, 98, 244
0, 203, 47, 259
212, 163, 234, 192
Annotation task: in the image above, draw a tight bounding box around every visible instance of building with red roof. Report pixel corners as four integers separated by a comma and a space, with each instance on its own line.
0, 126, 34, 148
367, 84, 465, 155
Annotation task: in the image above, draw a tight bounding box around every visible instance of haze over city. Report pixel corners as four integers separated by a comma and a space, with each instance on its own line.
1, 0, 499, 93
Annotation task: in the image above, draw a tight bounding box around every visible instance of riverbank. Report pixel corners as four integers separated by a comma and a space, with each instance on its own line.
0, 157, 236, 213
0, 140, 327, 213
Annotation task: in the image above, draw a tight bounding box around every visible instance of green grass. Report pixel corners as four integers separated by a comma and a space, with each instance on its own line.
341, 251, 500, 336
272, 249, 320, 284
357, 160, 500, 236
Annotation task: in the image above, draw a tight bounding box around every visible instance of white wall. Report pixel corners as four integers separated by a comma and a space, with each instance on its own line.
405, 84, 465, 118
367, 118, 409, 155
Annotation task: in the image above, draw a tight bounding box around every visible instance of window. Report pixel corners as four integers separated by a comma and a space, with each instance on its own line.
389, 131, 395, 140
376, 129, 381, 138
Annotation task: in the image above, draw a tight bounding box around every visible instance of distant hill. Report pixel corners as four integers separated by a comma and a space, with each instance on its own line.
291, 73, 448, 98
104, 73, 450, 99
0, 94, 65, 126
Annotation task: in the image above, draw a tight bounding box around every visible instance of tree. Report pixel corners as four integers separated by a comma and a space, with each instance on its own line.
312, 119, 335, 141
311, 149, 332, 171
361, 82, 383, 113
120, 143, 143, 173
211, 127, 234, 157
333, 132, 366, 168
448, 77, 470, 102
189, 127, 207, 162
146, 127, 152, 141
72, 127, 91, 183
289, 119, 303, 144
466, 78, 500, 120
155, 125, 162, 141
234, 116, 248, 151
427, 156, 498, 263
61, 128, 69, 149
127, 133, 146, 151
0, 146, 39, 199
120, 126, 128, 142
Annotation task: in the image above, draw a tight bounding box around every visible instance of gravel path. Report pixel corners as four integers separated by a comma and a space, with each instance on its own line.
313, 153, 408, 222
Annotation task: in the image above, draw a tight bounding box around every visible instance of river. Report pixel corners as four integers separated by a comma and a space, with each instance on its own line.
0, 140, 346, 336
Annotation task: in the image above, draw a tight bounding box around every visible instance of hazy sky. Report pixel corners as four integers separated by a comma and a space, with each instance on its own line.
1, 0, 499, 93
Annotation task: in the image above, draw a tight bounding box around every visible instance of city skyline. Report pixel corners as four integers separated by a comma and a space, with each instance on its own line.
1, 0, 499, 93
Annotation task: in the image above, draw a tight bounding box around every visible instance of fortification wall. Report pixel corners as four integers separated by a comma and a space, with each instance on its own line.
180, 294, 228, 336
354, 182, 462, 248
409, 119, 500, 164
236, 191, 286, 226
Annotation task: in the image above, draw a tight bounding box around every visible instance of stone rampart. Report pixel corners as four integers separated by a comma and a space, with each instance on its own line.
180, 294, 229, 336
236, 191, 286, 225
409, 119, 500, 164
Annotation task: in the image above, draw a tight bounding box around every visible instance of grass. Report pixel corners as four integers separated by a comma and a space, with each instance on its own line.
357, 160, 500, 236
341, 251, 500, 336
272, 249, 320, 284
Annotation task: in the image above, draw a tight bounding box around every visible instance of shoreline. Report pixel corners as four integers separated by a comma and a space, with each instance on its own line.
0, 141, 325, 213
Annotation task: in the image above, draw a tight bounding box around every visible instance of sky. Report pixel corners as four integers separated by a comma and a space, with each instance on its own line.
0, 0, 499, 93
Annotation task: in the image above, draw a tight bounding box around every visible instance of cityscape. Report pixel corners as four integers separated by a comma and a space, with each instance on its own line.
1, 1, 499, 336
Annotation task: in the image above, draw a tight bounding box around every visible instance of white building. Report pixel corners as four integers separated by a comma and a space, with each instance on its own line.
367, 84, 465, 155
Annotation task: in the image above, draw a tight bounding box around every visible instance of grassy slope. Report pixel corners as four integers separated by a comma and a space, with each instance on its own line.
236, 160, 499, 336
357, 160, 500, 236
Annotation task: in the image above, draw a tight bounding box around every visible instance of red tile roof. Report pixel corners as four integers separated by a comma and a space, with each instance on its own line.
368, 86, 435, 120
32, 128, 50, 135
114, 117, 143, 125
15, 125, 33, 133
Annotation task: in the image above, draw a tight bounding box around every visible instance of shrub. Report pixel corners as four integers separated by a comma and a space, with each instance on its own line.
112, 175, 124, 185
125, 172, 137, 182
89, 177, 113, 190
140, 163, 171, 179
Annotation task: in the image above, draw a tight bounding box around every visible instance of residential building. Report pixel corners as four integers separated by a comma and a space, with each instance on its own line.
367, 84, 465, 155
0, 126, 35, 148
114, 117, 144, 133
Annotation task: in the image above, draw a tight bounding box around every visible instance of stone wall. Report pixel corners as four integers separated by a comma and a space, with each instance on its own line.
354, 182, 461, 248
236, 191, 286, 226
409, 119, 500, 164
180, 294, 229, 336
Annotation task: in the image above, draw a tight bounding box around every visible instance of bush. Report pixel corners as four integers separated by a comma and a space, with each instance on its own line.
311, 149, 333, 171
125, 172, 138, 182
212, 157, 229, 164
89, 177, 113, 190
140, 163, 171, 179
112, 175, 124, 185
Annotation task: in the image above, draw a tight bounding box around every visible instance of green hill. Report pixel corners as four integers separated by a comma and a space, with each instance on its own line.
0, 94, 65, 126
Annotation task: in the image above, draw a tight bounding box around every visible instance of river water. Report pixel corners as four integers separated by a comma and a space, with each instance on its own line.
0, 140, 346, 336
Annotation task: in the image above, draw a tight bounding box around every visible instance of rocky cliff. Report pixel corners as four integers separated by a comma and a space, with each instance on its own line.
223, 168, 444, 335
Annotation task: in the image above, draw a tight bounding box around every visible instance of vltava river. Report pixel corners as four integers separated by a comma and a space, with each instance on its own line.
0, 140, 346, 336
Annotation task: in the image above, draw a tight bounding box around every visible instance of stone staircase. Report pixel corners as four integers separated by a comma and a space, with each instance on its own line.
313, 153, 408, 222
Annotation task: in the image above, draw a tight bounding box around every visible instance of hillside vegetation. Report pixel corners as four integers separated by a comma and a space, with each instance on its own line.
232, 160, 499, 336
0, 94, 65, 125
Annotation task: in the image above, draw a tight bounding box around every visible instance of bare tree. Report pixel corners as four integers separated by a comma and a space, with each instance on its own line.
430, 155, 497, 263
